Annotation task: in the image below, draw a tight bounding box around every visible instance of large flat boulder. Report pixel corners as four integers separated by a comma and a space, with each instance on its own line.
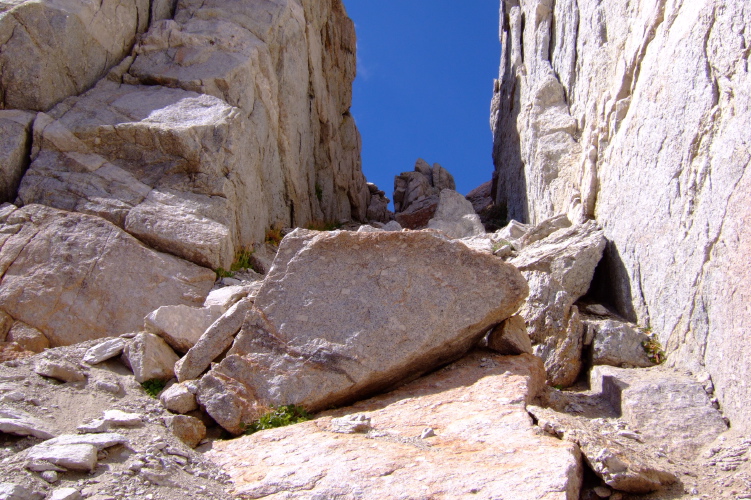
0, 204, 214, 347
208, 351, 583, 499
510, 219, 606, 386
0, 0, 150, 111
196, 229, 529, 434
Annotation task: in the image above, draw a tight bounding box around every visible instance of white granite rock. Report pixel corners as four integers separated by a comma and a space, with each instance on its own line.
34, 359, 85, 383
48, 488, 82, 500
0, 407, 56, 439
82, 338, 128, 365
492, 0, 751, 432
0, 483, 43, 500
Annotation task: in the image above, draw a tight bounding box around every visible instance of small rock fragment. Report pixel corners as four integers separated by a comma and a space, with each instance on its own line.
593, 485, 612, 498
164, 415, 206, 448
94, 380, 121, 394
40, 471, 59, 483
102, 410, 142, 427
159, 382, 198, 414
330, 414, 372, 434
83, 339, 127, 365
26, 444, 98, 472
585, 304, 610, 316
49, 488, 82, 500
0, 407, 57, 439
34, 359, 86, 383
144, 305, 223, 353
420, 427, 436, 439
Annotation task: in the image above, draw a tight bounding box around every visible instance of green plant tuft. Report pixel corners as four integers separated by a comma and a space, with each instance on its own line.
242, 405, 311, 435
315, 183, 323, 202
141, 379, 167, 398
265, 228, 283, 246
641, 329, 666, 364
230, 248, 254, 272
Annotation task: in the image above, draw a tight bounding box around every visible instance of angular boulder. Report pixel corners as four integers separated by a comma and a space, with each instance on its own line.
427, 189, 485, 239
0, 0, 150, 111
197, 229, 528, 434
208, 352, 582, 499
585, 319, 654, 368
487, 315, 533, 355
510, 219, 606, 386
123, 333, 179, 383
144, 304, 224, 354
0, 205, 215, 347
591, 366, 728, 461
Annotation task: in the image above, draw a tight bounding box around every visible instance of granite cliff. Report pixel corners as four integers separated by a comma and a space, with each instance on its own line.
491, 0, 750, 433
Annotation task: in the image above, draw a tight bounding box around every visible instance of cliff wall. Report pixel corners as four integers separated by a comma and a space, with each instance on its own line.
0, 0, 368, 269
492, 0, 750, 430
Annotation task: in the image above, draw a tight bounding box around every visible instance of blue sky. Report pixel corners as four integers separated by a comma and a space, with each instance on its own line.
343, 1, 501, 203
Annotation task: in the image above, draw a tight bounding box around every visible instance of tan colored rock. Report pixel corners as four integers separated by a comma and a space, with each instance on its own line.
0, 0, 150, 111
122, 333, 179, 383
209, 352, 582, 499
6, 321, 48, 353
197, 229, 528, 434
165, 415, 205, 449
511, 220, 606, 386
487, 315, 533, 355
0, 205, 215, 347
492, 0, 751, 432
0, 342, 34, 363
82, 338, 128, 366
0, 111, 35, 203
34, 359, 85, 383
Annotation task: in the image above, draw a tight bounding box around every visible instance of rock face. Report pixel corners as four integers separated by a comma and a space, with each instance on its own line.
0, 204, 214, 347
492, 0, 751, 430
393, 159, 456, 228
208, 352, 583, 499
8, 0, 368, 269
197, 229, 528, 434
0, 0, 150, 111
510, 220, 606, 386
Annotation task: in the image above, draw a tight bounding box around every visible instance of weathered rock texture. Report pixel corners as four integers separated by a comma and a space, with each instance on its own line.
0, 204, 214, 347
0, 111, 35, 203
492, 0, 751, 430
209, 352, 582, 499
0, 0, 150, 112
197, 229, 528, 434
9, 0, 368, 269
